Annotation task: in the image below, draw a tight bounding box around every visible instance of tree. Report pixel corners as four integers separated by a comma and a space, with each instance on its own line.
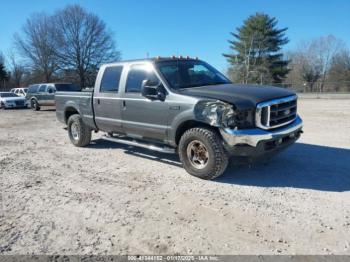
287, 35, 345, 92
313, 35, 345, 92
0, 53, 9, 89
54, 5, 120, 88
328, 50, 350, 92
224, 13, 289, 84
14, 13, 58, 82
8, 51, 26, 88
287, 46, 322, 92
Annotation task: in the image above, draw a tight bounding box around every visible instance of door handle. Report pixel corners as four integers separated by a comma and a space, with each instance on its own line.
97, 99, 100, 105
122, 100, 126, 108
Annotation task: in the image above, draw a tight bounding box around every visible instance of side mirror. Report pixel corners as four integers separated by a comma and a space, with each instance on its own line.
48, 89, 53, 94
141, 79, 166, 101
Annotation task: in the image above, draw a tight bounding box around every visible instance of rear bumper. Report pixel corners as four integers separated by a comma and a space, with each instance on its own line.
220, 116, 303, 158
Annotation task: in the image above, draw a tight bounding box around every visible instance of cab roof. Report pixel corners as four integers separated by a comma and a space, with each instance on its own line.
103, 56, 201, 67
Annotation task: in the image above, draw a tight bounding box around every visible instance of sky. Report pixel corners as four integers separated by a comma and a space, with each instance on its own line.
0, 0, 350, 71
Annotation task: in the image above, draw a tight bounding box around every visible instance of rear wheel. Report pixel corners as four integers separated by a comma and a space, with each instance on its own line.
31, 99, 40, 111
178, 127, 228, 180
67, 114, 91, 147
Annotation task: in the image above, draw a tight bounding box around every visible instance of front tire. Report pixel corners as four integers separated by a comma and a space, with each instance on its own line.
67, 114, 92, 147
178, 127, 228, 180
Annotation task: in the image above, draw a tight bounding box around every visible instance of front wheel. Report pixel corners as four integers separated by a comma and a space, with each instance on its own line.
178, 127, 228, 180
67, 114, 92, 147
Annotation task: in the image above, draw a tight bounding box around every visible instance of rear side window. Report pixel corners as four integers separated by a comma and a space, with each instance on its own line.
28, 85, 39, 93
125, 64, 159, 93
38, 85, 47, 92
55, 84, 80, 92
47, 86, 56, 93
100, 66, 123, 92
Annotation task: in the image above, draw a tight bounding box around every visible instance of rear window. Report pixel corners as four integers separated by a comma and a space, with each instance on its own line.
55, 83, 81, 92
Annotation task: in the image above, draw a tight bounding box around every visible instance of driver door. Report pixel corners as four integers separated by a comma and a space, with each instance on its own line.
121, 63, 169, 141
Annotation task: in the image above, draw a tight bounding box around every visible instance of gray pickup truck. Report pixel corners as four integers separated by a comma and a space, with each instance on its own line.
55, 57, 303, 179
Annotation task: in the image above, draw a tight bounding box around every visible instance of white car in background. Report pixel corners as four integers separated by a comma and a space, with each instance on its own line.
10, 87, 28, 97
0, 92, 27, 109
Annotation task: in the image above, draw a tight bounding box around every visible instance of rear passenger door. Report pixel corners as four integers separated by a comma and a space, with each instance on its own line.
37, 84, 47, 104
46, 84, 56, 105
93, 65, 124, 133
39, 84, 55, 105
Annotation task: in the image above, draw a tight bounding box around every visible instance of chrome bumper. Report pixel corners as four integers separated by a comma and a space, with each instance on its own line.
220, 115, 303, 147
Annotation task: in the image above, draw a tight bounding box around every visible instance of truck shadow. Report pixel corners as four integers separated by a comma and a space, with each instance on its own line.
88, 139, 182, 168
217, 143, 350, 192
88, 140, 350, 192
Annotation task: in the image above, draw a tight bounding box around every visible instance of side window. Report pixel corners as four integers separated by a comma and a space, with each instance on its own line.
47, 86, 55, 94
38, 85, 47, 92
28, 85, 38, 93
100, 66, 123, 92
125, 64, 159, 93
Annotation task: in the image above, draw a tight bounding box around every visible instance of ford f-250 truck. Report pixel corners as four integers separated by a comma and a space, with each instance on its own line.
55, 57, 303, 180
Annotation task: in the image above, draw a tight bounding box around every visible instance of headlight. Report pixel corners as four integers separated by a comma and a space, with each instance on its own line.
195, 100, 237, 128
222, 111, 236, 128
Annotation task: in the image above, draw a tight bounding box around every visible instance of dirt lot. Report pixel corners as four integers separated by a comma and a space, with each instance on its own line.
0, 99, 349, 255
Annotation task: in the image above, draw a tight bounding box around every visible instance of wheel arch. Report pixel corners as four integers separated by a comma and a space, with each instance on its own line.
30, 96, 39, 103
174, 120, 220, 146
64, 106, 80, 124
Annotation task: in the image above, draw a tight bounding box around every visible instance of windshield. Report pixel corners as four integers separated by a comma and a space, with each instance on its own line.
156, 60, 231, 89
0, 93, 19, 98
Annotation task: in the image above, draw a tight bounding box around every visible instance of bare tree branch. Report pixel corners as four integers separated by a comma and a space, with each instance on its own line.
14, 13, 58, 82
53, 5, 121, 87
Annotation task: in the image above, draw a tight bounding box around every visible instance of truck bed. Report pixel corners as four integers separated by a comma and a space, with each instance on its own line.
55, 90, 97, 129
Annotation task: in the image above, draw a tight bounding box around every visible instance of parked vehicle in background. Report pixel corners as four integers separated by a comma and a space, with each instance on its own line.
10, 88, 29, 97
56, 57, 303, 180
26, 83, 80, 111
0, 92, 27, 109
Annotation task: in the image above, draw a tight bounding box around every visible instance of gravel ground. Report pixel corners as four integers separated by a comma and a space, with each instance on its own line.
0, 99, 349, 255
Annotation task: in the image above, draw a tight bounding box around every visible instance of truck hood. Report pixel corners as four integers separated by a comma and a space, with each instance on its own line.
1, 97, 26, 102
178, 84, 296, 110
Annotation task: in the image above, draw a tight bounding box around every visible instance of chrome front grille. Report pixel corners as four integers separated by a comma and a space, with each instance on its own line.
255, 95, 297, 130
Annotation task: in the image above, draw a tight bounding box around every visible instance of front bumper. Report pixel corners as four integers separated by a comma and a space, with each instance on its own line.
220, 116, 303, 157
2, 102, 27, 109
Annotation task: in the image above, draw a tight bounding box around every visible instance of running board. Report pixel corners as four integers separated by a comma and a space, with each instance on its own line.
101, 135, 176, 154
